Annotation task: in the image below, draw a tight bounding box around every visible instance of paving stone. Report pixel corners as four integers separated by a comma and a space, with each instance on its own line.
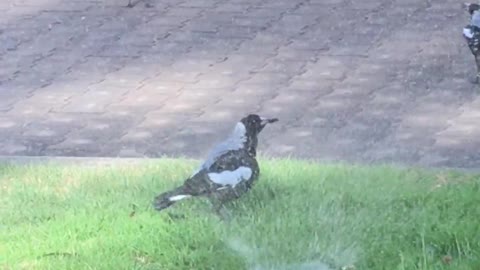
213, 3, 251, 13
58, 90, 124, 113
209, 93, 264, 113
0, 0, 478, 169
0, 141, 29, 155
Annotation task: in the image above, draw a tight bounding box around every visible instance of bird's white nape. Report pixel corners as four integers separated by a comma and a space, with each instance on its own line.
169, 194, 191, 201
472, 10, 480, 27
231, 122, 247, 143
208, 166, 253, 187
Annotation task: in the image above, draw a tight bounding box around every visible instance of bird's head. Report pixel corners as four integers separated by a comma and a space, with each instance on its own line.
464, 3, 480, 15
240, 114, 279, 135
234, 114, 278, 156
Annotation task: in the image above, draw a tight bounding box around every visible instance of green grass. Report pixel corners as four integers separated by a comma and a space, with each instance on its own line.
1, 158, 480, 270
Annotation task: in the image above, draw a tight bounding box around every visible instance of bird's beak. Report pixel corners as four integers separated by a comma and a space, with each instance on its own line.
260, 117, 279, 128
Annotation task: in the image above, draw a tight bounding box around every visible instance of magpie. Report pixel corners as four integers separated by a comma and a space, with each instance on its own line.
153, 114, 278, 213
463, 3, 480, 83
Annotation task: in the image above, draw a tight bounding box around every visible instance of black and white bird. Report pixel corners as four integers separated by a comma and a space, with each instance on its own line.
153, 114, 278, 213
463, 3, 480, 83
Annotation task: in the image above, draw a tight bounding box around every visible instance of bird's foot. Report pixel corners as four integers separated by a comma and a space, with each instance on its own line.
167, 212, 186, 220
267, 188, 276, 199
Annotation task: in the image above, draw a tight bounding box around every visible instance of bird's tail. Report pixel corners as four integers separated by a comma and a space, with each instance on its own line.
153, 185, 192, 211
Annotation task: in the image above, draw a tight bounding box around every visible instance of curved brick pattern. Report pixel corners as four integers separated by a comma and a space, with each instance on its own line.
0, 0, 479, 170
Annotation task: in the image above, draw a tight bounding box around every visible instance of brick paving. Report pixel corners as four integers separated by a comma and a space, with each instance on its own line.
0, 0, 479, 169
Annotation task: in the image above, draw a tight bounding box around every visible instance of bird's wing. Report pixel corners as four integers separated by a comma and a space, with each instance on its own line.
207, 166, 253, 188
464, 26, 480, 54
205, 150, 257, 188
464, 27, 475, 38
191, 123, 247, 176
184, 150, 257, 193
198, 141, 231, 170
190, 141, 240, 177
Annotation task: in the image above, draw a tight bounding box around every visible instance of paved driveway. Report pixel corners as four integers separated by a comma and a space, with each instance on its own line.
0, 0, 479, 169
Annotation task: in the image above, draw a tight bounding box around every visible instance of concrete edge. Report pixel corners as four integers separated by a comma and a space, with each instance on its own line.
0, 155, 478, 174
0, 155, 172, 167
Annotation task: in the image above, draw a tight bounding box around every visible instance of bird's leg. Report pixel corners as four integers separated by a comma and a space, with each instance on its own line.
215, 204, 232, 222
208, 193, 232, 222
209, 199, 229, 220
231, 186, 241, 199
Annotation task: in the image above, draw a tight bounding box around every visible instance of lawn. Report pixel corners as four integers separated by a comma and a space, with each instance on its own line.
1, 158, 479, 270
